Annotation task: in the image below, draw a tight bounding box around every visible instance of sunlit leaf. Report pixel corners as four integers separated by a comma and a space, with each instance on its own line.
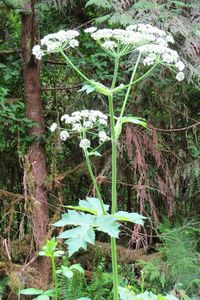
114, 211, 146, 225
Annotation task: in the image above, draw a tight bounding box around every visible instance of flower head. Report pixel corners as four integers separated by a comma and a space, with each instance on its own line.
176, 72, 184, 81
32, 29, 79, 59
79, 138, 90, 150
50, 123, 57, 132
60, 130, 69, 141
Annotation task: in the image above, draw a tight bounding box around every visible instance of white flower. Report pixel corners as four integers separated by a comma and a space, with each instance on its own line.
81, 110, 89, 118
61, 114, 72, 124
84, 27, 97, 33
176, 60, 185, 72
69, 39, 79, 48
32, 45, 44, 60
166, 34, 174, 44
98, 131, 109, 142
72, 123, 82, 132
102, 41, 117, 51
60, 130, 69, 141
99, 118, 107, 126
50, 123, 57, 132
176, 72, 184, 81
83, 121, 93, 128
79, 138, 90, 149
91, 29, 113, 40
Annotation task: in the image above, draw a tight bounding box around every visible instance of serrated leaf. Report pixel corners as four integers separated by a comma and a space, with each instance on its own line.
66, 197, 109, 216
54, 210, 96, 227
79, 197, 109, 216
66, 238, 88, 257
60, 225, 95, 256
114, 211, 146, 225
19, 288, 44, 295
95, 215, 120, 237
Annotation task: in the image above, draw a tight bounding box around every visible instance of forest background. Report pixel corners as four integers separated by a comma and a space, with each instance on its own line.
0, 0, 199, 299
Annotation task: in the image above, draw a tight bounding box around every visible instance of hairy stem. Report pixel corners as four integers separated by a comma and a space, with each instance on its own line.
109, 55, 120, 300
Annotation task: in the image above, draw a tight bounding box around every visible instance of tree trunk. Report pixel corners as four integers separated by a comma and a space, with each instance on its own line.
21, 1, 48, 250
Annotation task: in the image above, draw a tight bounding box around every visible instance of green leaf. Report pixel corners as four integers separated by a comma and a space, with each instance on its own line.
79, 84, 95, 94
53, 250, 65, 257
122, 116, 147, 127
70, 264, 85, 274
66, 238, 88, 257
33, 296, 50, 300
61, 266, 74, 279
38, 238, 58, 257
59, 224, 95, 256
76, 298, 91, 300
85, 0, 112, 9
95, 215, 120, 237
19, 288, 43, 295
114, 211, 146, 225
66, 197, 109, 216
115, 116, 147, 139
90, 81, 113, 96
88, 150, 102, 157
54, 210, 96, 227
43, 289, 55, 296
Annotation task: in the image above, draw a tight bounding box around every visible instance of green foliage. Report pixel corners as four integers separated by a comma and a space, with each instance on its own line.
86, 0, 112, 10
136, 259, 166, 293
0, 277, 8, 300
159, 220, 200, 294
54, 198, 145, 256
118, 288, 178, 300
0, 86, 33, 152
19, 288, 55, 300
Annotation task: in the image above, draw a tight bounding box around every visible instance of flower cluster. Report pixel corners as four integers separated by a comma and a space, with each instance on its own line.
50, 110, 109, 150
32, 29, 79, 60
84, 24, 185, 80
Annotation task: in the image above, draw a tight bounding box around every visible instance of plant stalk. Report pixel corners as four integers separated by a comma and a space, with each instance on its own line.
84, 151, 106, 215
108, 55, 120, 300
61, 50, 91, 83
51, 256, 58, 300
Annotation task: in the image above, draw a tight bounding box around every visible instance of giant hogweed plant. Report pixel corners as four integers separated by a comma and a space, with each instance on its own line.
33, 24, 185, 300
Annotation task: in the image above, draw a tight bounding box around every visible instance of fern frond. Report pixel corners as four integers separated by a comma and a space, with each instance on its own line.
86, 0, 112, 9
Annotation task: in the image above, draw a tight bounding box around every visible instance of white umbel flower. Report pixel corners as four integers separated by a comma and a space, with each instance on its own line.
69, 39, 79, 48
98, 131, 109, 142
176, 72, 184, 81
50, 123, 57, 132
32, 45, 44, 60
102, 41, 117, 50
84, 27, 97, 33
79, 138, 90, 149
60, 130, 69, 141
176, 61, 185, 72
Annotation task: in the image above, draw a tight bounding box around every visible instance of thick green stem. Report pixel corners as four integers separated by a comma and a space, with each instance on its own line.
60, 50, 91, 83
84, 151, 106, 215
51, 256, 58, 300
108, 55, 120, 300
